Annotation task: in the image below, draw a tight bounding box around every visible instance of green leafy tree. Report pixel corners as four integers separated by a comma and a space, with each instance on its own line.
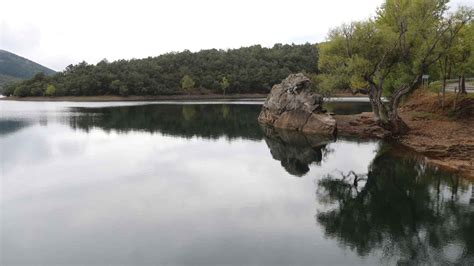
13, 85, 30, 97
320, 0, 473, 135
181, 75, 195, 93
110, 80, 122, 95
30, 87, 44, 96
220, 77, 230, 95
119, 85, 129, 96
45, 84, 56, 96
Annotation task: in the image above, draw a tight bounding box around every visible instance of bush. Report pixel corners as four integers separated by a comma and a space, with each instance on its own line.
1, 84, 16, 96
181, 75, 195, 93
13, 86, 30, 97
429, 81, 442, 93
30, 87, 44, 96
45, 84, 56, 96
119, 86, 129, 96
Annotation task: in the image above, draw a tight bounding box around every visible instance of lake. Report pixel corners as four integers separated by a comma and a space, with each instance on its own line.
1, 101, 473, 265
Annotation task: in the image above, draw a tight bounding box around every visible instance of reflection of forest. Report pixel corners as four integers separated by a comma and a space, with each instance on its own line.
316, 143, 474, 264
0, 120, 30, 136
261, 126, 333, 177
67, 104, 264, 140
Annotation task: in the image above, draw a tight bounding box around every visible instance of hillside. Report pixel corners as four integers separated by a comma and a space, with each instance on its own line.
2, 43, 318, 97
0, 50, 55, 88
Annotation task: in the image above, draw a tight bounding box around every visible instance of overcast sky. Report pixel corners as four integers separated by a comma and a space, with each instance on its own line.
1, 0, 472, 71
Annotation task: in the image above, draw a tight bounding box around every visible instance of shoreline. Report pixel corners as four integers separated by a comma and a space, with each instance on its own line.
0, 94, 373, 103
335, 112, 474, 179
2, 90, 471, 178
335, 90, 474, 179
0, 94, 268, 102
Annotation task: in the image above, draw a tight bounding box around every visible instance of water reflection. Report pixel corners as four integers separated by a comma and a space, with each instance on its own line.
0, 120, 31, 136
67, 104, 264, 140
1, 101, 473, 265
316, 143, 474, 264
261, 126, 333, 177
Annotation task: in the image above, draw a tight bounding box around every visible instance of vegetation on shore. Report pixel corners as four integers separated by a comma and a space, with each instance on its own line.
2, 1, 472, 138
1, 44, 317, 97
315, 0, 473, 135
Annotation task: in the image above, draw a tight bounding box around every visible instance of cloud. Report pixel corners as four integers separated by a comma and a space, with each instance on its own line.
1, 0, 472, 71
0, 21, 42, 55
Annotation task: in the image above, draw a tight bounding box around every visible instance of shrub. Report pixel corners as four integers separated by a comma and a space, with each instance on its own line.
31, 87, 44, 96
45, 84, 56, 96
13, 86, 30, 97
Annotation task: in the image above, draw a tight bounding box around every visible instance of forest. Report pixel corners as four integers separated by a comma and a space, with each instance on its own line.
1, 43, 317, 97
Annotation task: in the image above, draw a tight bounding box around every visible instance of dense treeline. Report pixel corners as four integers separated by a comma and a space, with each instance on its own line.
2, 43, 318, 97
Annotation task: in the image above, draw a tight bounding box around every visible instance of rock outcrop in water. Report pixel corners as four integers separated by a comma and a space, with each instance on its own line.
258, 73, 336, 136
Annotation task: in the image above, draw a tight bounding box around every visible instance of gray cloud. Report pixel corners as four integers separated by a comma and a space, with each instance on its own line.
1, 0, 472, 71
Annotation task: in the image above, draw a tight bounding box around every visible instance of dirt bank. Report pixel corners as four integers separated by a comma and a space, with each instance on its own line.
336, 90, 474, 179
0, 93, 267, 102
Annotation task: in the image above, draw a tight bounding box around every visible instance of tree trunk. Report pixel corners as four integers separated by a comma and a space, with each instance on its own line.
442, 75, 447, 109
368, 84, 381, 122
453, 79, 458, 111
366, 75, 421, 136
441, 56, 448, 109
461, 75, 466, 94
453, 76, 462, 112
386, 113, 409, 135
383, 75, 421, 136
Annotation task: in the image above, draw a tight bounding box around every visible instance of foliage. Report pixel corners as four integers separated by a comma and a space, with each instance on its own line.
6, 43, 318, 97
219, 77, 230, 95
181, 75, 195, 93
45, 84, 56, 96
318, 0, 473, 134
429, 80, 442, 93
13, 85, 30, 97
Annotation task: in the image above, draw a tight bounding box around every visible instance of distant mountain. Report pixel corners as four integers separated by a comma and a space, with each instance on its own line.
0, 50, 56, 88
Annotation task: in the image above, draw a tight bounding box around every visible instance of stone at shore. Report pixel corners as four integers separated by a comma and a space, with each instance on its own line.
258, 73, 336, 136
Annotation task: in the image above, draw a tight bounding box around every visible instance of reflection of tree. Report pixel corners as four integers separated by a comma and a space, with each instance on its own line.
181, 105, 196, 121
67, 104, 263, 140
316, 143, 474, 264
0, 120, 31, 136
262, 126, 333, 177
221, 105, 230, 120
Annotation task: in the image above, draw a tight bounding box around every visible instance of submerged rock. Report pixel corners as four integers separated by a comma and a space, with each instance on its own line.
258, 73, 336, 136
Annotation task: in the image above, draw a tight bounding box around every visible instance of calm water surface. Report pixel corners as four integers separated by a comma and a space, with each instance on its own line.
1, 101, 473, 265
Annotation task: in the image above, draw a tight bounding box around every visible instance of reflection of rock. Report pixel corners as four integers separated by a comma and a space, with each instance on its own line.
258, 73, 336, 136
262, 126, 332, 177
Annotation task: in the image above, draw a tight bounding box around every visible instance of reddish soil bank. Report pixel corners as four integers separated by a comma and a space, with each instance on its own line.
336, 90, 474, 179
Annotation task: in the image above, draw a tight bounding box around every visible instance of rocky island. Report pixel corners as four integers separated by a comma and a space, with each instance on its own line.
258, 73, 336, 136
